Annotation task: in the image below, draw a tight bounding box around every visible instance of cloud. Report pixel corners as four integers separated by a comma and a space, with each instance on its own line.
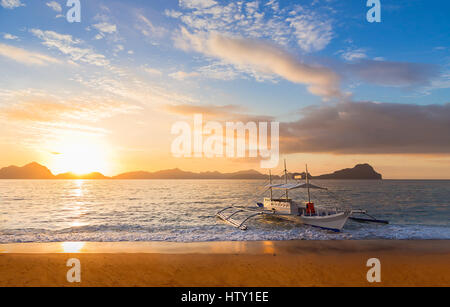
164, 9, 182, 18
93, 22, 117, 34
5, 101, 84, 122
165, 100, 450, 156
168, 1, 337, 90
0, 91, 117, 144
420, 70, 450, 95
179, 0, 217, 9
136, 14, 167, 38
339, 48, 368, 62
46, 1, 62, 12
1, 0, 24, 9
163, 103, 274, 123
169, 70, 200, 80
347, 60, 439, 87
91, 22, 118, 41
30, 29, 110, 67
280, 101, 450, 154
1, 91, 138, 123
0, 43, 62, 66
90, 14, 122, 42
196, 62, 240, 81
265, 0, 279, 12
175, 28, 343, 99
169, 1, 334, 52
3, 33, 19, 40
72, 70, 199, 106
164, 104, 244, 118
113, 44, 124, 54
286, 13, 333, 52
143, 66, 162, 76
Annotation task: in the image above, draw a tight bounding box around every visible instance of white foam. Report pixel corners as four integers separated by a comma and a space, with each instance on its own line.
1, 223, 449, 243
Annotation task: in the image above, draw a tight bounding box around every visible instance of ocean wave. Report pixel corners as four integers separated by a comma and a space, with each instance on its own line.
1, 223, 449, 243
1, 180, 449, 243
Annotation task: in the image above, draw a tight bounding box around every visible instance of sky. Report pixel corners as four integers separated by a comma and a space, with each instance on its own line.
0, 0, 449, 179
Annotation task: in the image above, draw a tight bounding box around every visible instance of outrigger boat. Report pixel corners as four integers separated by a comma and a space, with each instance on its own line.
216, 161, 388, 232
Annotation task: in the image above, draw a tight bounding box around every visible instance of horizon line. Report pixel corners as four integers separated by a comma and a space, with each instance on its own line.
2, 161, 450, 180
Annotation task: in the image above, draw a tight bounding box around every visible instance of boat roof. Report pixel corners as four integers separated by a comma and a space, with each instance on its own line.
266, 182, 327, 190
296, 183, 327, 190
267, 183, 303, 190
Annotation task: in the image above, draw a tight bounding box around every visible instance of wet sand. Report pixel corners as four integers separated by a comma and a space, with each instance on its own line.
0, 240, 449, 286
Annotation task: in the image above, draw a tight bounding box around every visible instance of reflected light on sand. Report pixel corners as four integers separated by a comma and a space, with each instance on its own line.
210, 241, 248, 253
208, 241, 279, 254
262, 241, 275, 254
61, 242, 86, 253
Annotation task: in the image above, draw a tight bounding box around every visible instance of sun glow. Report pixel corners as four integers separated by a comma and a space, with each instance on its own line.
61, 242, 86, 253
50, 138, 112, 175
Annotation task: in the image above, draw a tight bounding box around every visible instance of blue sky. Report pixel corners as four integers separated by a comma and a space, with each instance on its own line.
1, 0, 450, 178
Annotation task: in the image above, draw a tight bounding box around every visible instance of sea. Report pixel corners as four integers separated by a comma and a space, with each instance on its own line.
0, 179, 449, 243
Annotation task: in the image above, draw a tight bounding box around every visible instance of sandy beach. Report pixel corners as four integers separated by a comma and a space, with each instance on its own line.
0, 240, 448, 287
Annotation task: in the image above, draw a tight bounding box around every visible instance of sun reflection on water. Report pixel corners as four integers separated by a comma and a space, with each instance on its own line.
72, 180, 84, 197
71, 221, 87, 227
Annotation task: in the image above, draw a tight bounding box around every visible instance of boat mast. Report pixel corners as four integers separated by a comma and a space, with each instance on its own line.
306, 164, 311, 203
284, 159, 288, 199
269, 169, 273, 200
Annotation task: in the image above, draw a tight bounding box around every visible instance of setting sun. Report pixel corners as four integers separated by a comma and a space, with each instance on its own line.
50, 139, 111, 175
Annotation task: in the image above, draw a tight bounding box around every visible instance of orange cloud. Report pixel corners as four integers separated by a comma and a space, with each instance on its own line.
4, 100, 77, 122
1, 93, 138, 123
175, 28, 344, 100
164, 104, 244, 118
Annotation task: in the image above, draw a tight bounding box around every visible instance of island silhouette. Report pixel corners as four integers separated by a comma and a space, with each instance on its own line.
0, 162, 382, 180
294, 164, 382, 180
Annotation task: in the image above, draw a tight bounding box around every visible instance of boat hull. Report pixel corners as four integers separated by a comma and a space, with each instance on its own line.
299, 211, 351, 232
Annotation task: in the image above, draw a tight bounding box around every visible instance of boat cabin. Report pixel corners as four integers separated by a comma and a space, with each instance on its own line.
263, 197, 298, 215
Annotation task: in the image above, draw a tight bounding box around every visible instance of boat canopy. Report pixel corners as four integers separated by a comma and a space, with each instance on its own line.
266, 183, 327, 190
266, 183, 303, 190
295, 183, 327, 190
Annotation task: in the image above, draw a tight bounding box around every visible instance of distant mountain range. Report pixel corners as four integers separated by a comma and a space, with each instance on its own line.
0, 162, 382, 180
294, 164, 382, 180
113, 168, 271, 180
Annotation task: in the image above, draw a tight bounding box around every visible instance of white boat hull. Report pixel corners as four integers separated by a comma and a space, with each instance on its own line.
299, 211, 351, 232
262, 198, 351, 232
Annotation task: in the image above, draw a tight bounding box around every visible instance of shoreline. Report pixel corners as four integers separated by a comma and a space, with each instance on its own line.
1, 240, 449, 286
1, 239, 450, 254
